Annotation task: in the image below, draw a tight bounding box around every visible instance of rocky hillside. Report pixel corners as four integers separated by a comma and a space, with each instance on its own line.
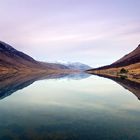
0, 41, 38, 69
113, 44, 140, 67
87, 44, 140, 82
0, 41, 69, 73
87, 45, 140, 70
89, 44, 140, 70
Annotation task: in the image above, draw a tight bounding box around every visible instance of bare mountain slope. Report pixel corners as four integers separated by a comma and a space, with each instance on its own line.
112, 44, 140, 67
87, 44, 140, 82
0, 41, 69, 73
89, 44, 140, 71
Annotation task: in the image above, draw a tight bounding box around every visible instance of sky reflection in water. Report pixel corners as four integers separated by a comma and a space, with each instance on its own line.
0, 74, 140, 140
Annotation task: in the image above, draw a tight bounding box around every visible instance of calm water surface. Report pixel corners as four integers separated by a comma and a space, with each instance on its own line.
0, 74, 140, 140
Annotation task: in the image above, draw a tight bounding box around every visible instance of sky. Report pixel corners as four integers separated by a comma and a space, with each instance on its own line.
0, 0, 140, 67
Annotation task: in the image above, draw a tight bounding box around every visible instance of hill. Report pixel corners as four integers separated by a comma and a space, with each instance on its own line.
0, 41, 69, 74
87, 44, 140, 83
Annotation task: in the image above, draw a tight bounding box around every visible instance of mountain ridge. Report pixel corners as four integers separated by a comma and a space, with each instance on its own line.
87, 44, 140, 83
0, 41, 70, 73
59, 62, 92, 71
88, 44, 140, 70
0, 41, 36, 63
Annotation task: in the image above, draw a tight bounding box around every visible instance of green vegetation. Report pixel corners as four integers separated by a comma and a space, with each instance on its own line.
120, 68, 128, 74
120, 75, 128, 79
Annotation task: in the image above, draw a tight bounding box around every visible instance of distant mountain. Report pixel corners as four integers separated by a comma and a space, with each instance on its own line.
62, 62, 92, 71
0, 41, 69, 73
40, 62, 69, 70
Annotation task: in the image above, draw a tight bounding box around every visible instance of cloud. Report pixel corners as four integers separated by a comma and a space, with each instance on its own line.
0, 0, 140, 66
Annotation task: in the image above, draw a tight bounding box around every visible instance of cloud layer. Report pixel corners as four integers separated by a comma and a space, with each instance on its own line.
0, 0, 140, 66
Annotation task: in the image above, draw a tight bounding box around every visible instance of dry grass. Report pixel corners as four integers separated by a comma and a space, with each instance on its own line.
0, 65, 79, 77
88, 62, 140, 83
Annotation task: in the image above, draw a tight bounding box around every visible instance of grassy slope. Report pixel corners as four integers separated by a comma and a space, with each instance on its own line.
87, 44, 140, 83
0, 41, 73, 75
87, 62, 140, 83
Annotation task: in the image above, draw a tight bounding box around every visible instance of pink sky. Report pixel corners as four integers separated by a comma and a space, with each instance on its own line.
0, 0, 140, 67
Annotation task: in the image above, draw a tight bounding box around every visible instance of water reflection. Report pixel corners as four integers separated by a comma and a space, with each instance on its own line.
0, 72, 140, 140
0, 72, 91, 99
0, 72, 139, 101
93, 74, 140, 101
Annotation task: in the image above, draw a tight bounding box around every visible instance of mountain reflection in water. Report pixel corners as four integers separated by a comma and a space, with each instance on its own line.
0, 72, 140, 140
92, 74, 140, 101
0, 72, 140, 101
0, 72, 91, 100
